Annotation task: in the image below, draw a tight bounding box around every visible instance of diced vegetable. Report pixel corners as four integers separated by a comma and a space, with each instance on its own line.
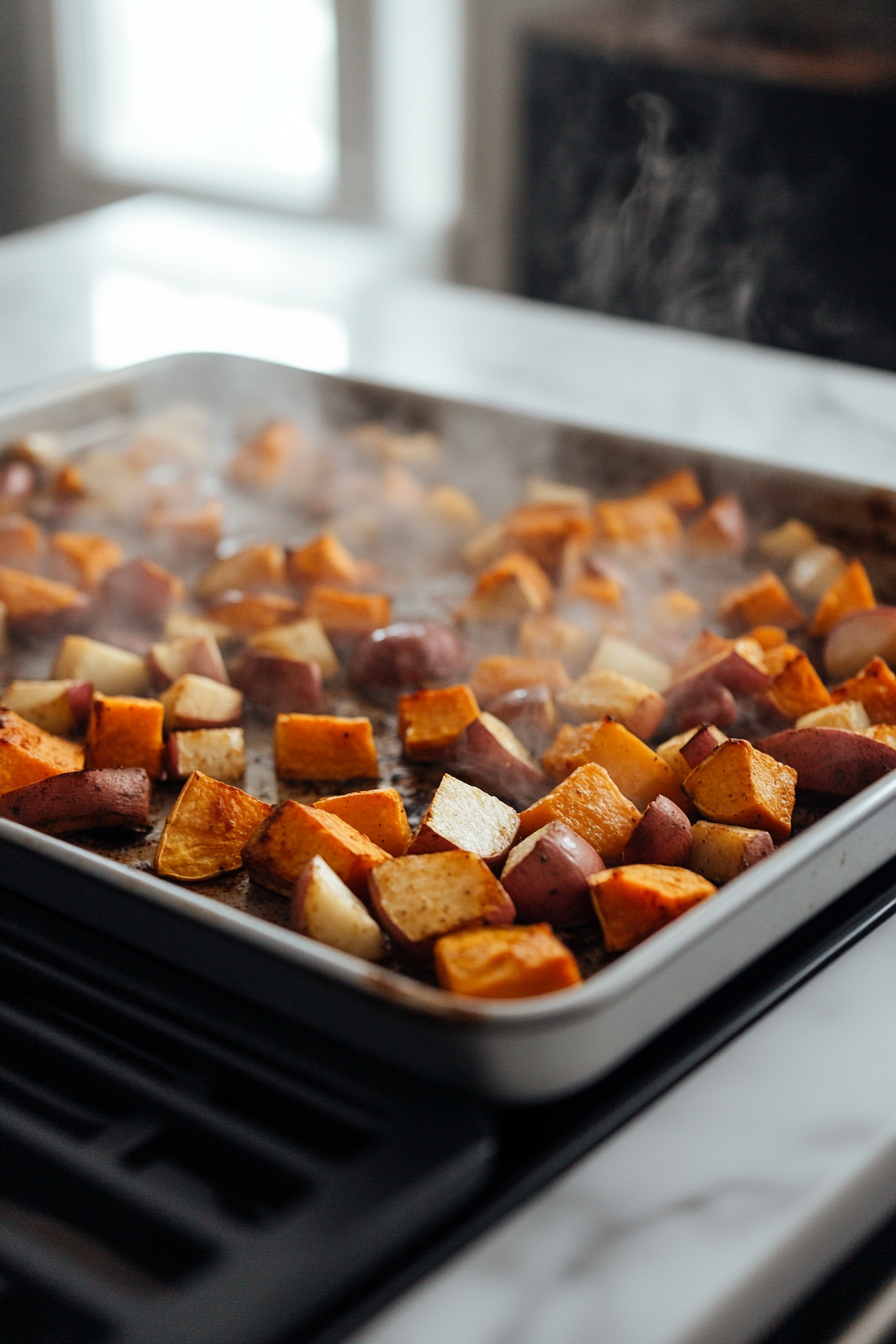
160, 674, 243, 732
409, 773, 520, 866
809, 559, 875, 637
2, 679, 92, 735
469, 655, 570, 705
758, 518, 816, 562
243, 799, 389, 897
292, 856, 385, 961
484, 683, 556, 754
49, 532, 123, 590
274, 713, 378, 779
397, 684, 479, 761
796, 700, 870, 731
757, 727, 896, 796
314, 788, 411, 857
166, 727, 246, 782
764, 651, 832, 720
589, 637, 672, 693
594, 495, 681, 544
0, 709, 84, 793
688, 820, 773, 884
147, 635, 228, 688
518, 762, 642, 860
542, 716, 688, 811
0, 767, 151, 834
831, 656, 896, 724
621, 796, 693, 866
449, 711, 547, 809
0, 566, 88, 634
85, 694, 165, 778
824, 606, 896, 681
369, 850, 514, 959
590, 865, 716, 951
102, 558, 184, 621
155, 772, 271, 880
229, 649, 322, 713
557, 668, 666, 741
287, 533, 362, 585
196, 544, 286, 600
456, 551, 553, 623
686, 494, 747, 554
656, 724, 728, 781
207, 591, 302, 636
500, 821, 603, 925
718, 571, 804, 630
248, 616, 339, 678
788, 544, 846, 601
683, 738, 795, 841
434, 924, 581, 998
304, 586, 392, 636
644, 468, 704, 511
351, 622, 468, 688
53, 635, 146, 696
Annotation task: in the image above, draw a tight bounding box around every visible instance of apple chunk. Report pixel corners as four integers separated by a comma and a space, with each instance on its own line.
291, 856, 385, 962
0, 768, 151, 834
160, 674, 243, 731
408, 773, 520, 867
369, 850, 515, 959
1, 679, 92, 735
500, 821, 603, 925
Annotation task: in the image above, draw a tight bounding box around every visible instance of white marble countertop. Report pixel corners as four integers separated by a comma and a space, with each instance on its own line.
3, 193, 896, 1344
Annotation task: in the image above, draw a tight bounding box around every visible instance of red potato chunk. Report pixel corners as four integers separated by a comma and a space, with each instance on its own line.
53, 635, 146, 697
248, 616, 340, 680
500, 821, 603, 925
756, 727, 896, 796
449, 712, 548, 809
622, 795, 693, 866
160, 675, 243, 732
0, 768, 151, 834
291, 856, 385, 962
351, 623, 468, 689
229, 649, 322, 714
557, 669, 666, 741
688, 820, 774, 884
102, 557, 184, 622
485, 683, 556, 755
369, 850, 515, 960
409, 773, 520, 867
1, 680, 92, 735
147, 635, 227, 689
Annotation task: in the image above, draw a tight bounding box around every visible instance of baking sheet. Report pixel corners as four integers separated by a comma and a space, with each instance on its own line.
2, 351, 896, 1101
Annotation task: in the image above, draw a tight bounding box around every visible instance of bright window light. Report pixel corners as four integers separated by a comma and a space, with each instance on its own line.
57, 0, 339, 209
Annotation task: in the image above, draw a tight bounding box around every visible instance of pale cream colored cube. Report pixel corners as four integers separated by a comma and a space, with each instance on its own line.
293, 855, 385, 961
167, 727, 246, 782
796, 700, 870, 731
53, 635, 146, 696
558, 668, 666, 741
589, 636, 672, 693
249, 617, 339, 680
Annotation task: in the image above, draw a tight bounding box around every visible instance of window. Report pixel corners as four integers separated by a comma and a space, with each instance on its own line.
55, 0, 339, 211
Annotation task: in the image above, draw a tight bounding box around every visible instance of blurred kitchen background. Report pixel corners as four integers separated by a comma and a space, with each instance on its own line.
2, 0, 895, 370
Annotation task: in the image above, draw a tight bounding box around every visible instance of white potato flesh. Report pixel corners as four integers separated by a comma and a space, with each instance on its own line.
53, 635, 146, 695
169, 728, 246, 782
296, 856, 385, 962
249, 617, 339, 680
590, 636, 672, 693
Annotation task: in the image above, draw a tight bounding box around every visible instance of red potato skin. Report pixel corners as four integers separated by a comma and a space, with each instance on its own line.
148, 637, 228, 688
449, 716, 548, 810
351, 623, 468, 689
824, 606, 896, 681
757, 728, 896, 795
0, 768, 151, 833
669, 680, 736, 733
65, 682, 94, 726
680, 725, 722, 771
101, 558, 182, 623
229, 649, 322, 713
500, 821, 603, 925
622, 796, 693, 866
485, 684, 555, 754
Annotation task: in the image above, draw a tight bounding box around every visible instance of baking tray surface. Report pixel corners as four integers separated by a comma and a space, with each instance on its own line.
2, 351, 896, 1100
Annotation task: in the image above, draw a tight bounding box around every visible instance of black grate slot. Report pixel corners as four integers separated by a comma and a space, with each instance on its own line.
0, 1263, 108, 1344
0, 1134, 212, 1291
122, 1122, 309, 1225
210, 1072, 373, 1164
0, 951, 194, 1083
0, 1020, 135, 1139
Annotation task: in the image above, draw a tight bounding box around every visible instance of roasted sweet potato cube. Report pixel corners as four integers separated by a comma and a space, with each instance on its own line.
594, 495, 681, 544
196, 544, 287, 600
248, 616, 340, 679
648, 589, 703, 632
155, 772, 271, 881
207, 591, 302, 636
229, 421, 305, 489
831, 657, 896, 724
866, 723, 896, 748
542, 716, 689, 811
304, 586, 392, 637
504, 504, 592, 581
644, 468, 704, 512
434, 924, 581, 997
102, 558, 184, 621
0, 515, 41, 570
166, 727, 246, 783
656, 725, 728, 781
567, 574, 624, 606
409, 773, 520, 866
274, 713, 378, 780
287, 533, 362, 586
590, 865, 716, 952
518, 762, 642, 860
469, 655, 570, 705
369, 850, 515, 959
686, 493, 747, 555
0, 566, 88, 634
0, 767, 151, 834
456, 551, 553, 623
85, 694, 165, 778
557, 669, 666, 741
719, 571, 804, 630
314, 788, 411, 857
291, 856, 385, 961
749, 624, 788, 651
0, 709, 84, 794
52, 463, 84, 498
764, 651, 832, 721
688, 820, 774, 884
160, 675, 243, 732
683, 738, 795, 842
242, 799, 389, 897
50, 532, 123, 590
809, 559, 875, 637
397, 684, 479, 761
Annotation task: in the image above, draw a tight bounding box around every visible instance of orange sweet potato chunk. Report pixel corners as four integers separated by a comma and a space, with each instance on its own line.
434, 924, 582, 998
207, 592, 301, 636
154, 772, 271, 881
50, 532, 123, 590
228, 420, 305, 488
0, 566, 87, 629
274, 713, 379, 779
314, 787, 411, 857
567, 574, 624, 606
504, 504, 593, 580
765, 651, 831, 720
590, 865, 716, 952
719, 571, 804, 630
85, 694, 165, 779
831, 657, 896, 724
0, 709, 84, 794
0, 515, 42, 569
469, 656, 571, 704
518, 762, 642, 859
458, 551, 554, 622
304, 586, 391, 636
542, 717, 689, 811
398, 684, 479, 760
686, 493, 747, 554
594, 495, 681, 544
287, 533, 362, 586
749, 625, 788, 651
809, 558, 875, 637
644, 468, 704, 511
683, 738, 795, 842
242, 799, 389, 897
